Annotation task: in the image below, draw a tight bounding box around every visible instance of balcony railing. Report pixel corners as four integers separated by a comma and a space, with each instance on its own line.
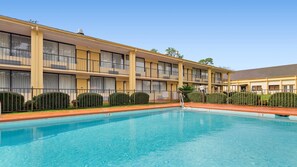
43, 53, 129, 75
135, 66, 178, 80
191, 75, 208, 83
0, 46, 31, 66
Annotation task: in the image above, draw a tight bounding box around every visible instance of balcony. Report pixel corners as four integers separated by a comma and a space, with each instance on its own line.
192, 75, 208, 83
0, 46, 31, 66
135, 66, 178, 80
43, 53, 129, 75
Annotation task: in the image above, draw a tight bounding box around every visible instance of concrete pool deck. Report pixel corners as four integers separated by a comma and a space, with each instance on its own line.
0, 103, 296, 122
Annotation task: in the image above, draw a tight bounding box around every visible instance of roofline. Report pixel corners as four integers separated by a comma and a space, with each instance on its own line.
0, 15, 232, 73
234, 64, 297, 72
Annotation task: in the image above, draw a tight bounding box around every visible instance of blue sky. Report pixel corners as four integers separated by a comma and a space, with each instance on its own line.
1, 0, 296, 70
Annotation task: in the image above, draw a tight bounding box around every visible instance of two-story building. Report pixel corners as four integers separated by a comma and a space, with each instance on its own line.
0, 16, 232, 101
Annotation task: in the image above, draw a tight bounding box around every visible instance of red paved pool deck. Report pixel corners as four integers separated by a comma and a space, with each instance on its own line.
186, 103, 297, 116
0, 103, 296, 122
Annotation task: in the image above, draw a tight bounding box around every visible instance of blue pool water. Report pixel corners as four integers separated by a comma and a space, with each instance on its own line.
1, 108, 297, 167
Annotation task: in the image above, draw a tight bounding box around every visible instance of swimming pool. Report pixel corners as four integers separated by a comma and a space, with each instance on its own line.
1, 108, 297, 167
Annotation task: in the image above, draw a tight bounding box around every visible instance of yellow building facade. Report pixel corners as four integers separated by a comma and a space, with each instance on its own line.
0, 16, 231, 98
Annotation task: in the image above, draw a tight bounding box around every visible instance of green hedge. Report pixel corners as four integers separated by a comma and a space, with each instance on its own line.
0, 91, 24, 113
230, 92, 259, 106
206, 93, 227, 104
34, 92, 70, 110
109, 92, 130, 106
188, 92, 205, 102
130, 92, 149, 104
77, 93, 103, 108
268, 92, 297, 108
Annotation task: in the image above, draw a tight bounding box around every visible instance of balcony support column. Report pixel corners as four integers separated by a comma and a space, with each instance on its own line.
178, 62, 183, 88
208, 68, 212, 93
31, 28, 43, 90
227, 72, 231, 92
129, 50, 136, 91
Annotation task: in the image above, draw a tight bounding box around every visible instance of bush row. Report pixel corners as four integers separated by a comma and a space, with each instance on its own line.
187, 91, 297, 107
0, 91, 150, 113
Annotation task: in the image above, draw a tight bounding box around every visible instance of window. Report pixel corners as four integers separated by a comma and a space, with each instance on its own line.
136, 80, 151, 92
0, 32, 10, 56
192, 68, 201, 78
0, 70, 10, 89
269, 85, 279, 91
201, 70, 208, 79
104, 78, 116, 90
11, 34, 31, 58
112, 53, 124, 69
215, 73, 222, 82
43, 73, 75, 90
43, 40, 58, 61
90, 77, 115, 91
90, 77, 103, 90
172, 64, 178, 76
136, 57, 145, 72
43, 40, 75, 63
283, 85, 294, 92
0, 70, 30, 91
100, 51, 124, 69
252, 85, 262, 91
0, 32, 31, 58
152, 81, 167, 92
158, 62, 174, 75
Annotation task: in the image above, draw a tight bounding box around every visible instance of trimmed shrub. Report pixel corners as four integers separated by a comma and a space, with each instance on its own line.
178, 85, 194, 102
230, 92, 260, 106
109, 92, 130, 106
206, 93, 227, 104
130, 92, 149, 104
34, 92, 70, 110
268, 92, 297, 108
0, 91, 24, 113
77, 93, 103, 108
24, 100, 34, 110
188, 92, 205, 102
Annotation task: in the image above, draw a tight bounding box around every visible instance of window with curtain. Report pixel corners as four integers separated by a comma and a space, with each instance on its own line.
100, 51, 124, 69
43, 40, 59, 61
215, 73, 222, 82
136, 80, 142, 91
44, 73, 59, 90
165, 63, 171, 75
0, 32, 10, 57
0, 70, 10, 89
11, 34, 31, 57
158, 62, 165, 74
11, 71, 31, 93
59, 43, 75, 63
43, 73, 75, 91
152, 81, 167, 92
59, 74, 75, 90
113, 53, 123, 69
136, 58, 145, 73
125, 55, 129, 69
152, 81, 160, 92
90, 77, 103, 90
172, 64, 178, 76
104, 78, 116, 90
100, 51, 113, 68
201, 70, 208, 79
160, 81, 166, 91
143, 80, 151, 92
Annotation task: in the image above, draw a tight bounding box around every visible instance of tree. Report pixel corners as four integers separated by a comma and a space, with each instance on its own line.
198, 58, 214, 65
150, 48, 159, 53
165, 47, 183, 58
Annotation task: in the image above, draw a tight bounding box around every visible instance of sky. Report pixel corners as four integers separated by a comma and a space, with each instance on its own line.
1, 0, 296, 70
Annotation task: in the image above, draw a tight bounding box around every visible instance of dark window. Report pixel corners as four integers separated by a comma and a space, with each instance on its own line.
252, 85, 262, 91
269, 85, 279, 91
